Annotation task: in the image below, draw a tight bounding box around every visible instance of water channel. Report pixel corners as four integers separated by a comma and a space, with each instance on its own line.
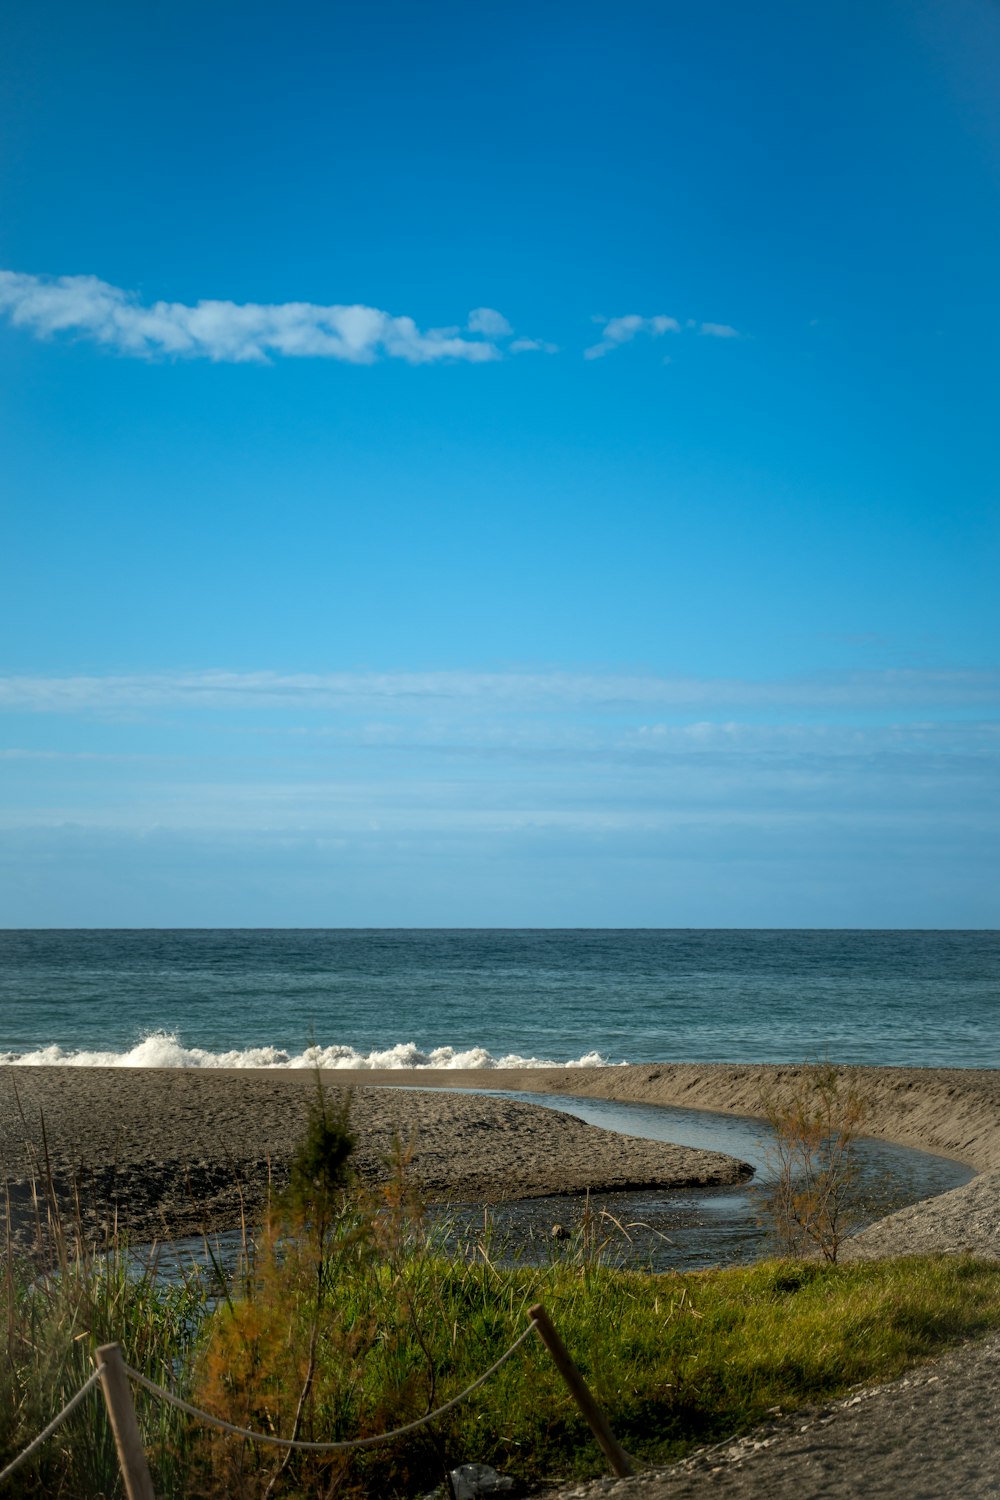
147, 1089, 974, 1282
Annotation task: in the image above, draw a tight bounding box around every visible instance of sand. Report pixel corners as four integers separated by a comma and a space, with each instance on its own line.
348, 1062, 1000, 1172
0, 1065, 750, 1245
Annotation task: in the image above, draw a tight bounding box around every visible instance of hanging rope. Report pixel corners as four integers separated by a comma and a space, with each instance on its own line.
123, 1316, 540, 1452
0, 1369, 102, 1486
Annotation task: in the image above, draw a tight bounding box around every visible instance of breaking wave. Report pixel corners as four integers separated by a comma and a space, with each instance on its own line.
2, 1032, 612, 1070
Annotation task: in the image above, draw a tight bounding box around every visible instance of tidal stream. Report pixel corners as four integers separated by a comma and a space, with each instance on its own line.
147, 1090, 974, 1281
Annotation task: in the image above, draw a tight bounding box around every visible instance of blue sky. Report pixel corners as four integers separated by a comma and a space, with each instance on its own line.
1, 0, 997, 926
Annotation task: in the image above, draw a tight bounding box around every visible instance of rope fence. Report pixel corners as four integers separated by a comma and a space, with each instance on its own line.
0, 1369, 102, 1486
123, 1317, 540, 1452
0, 1303, 633, 1498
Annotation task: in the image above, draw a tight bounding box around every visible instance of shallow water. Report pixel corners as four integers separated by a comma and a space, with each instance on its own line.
150, 1090, 974, 1280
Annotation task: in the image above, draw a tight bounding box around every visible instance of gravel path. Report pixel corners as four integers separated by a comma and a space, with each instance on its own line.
542, 1330, 1000, 1500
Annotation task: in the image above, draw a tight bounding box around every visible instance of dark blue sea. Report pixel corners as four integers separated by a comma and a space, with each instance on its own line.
0, 929, 995, 1068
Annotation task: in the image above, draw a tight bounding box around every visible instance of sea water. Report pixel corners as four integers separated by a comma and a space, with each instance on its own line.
0, 928, 995, 1068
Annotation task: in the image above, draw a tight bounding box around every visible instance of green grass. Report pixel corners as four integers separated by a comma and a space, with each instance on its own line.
2, 1214, 998, 1498
187, 1200, 1000, 1499
0, 1239, 209, 1498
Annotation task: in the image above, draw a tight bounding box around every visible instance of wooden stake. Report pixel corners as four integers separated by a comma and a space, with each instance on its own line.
95, 1343, 156, 1500
528, 1304, 633, 1478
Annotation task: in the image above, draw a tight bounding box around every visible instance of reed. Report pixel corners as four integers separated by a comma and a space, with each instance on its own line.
0, 1217, 209, 1496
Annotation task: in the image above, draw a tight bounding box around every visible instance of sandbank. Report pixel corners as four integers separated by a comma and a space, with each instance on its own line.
354, 1062, 1000, 1261
343, 1062, 1000, 1172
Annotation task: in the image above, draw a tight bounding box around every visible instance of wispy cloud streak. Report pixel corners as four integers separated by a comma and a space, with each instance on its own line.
0, 667, 996, 714
3, 669, 993, 924
585, 313, 743, 358
699, 322, 741, 338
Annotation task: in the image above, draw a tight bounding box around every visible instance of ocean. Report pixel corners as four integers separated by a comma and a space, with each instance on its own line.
0, 928, 995, 1069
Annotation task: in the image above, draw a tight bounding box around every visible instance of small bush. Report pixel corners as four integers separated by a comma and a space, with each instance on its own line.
760, 1062, 867, 1262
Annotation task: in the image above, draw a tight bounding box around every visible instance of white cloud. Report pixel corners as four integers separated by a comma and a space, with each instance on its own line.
466, 306, 513, 336
510, 337, 559, 354
585, 312, 742, 358
585, 313, 681, 360
0, 270, 744, 364
0, 269, 519, 365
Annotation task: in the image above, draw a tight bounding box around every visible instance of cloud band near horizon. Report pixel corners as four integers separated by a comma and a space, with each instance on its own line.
2, 666, 993, 925
0, 666, 995, 714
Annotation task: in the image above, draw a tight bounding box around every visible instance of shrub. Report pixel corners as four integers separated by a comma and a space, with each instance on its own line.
760, 1062, 867, 1262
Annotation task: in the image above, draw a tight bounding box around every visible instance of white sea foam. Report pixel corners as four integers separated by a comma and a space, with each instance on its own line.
2, 1032, 611, 1070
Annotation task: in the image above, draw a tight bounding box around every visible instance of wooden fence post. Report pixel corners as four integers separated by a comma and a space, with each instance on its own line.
528, 1304, 633, 1478
95, 1343, 157, 1500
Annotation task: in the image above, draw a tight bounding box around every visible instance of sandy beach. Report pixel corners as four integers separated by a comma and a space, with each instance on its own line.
1, 1062, 997, 1258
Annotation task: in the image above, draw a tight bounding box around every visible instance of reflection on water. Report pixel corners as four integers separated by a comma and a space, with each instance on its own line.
150, 1091, 974, 1281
